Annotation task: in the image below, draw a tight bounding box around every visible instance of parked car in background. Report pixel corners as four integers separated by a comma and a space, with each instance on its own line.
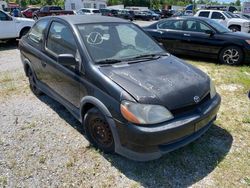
19, 15, 221, 161
195, 10, 250, 33
21, 7, 39, 18
134, 11, 152, 20
144, 17, 250, 65
100, 8, 112, 16
162, 9, 176, 18
76, 8, 101, 15
145, 10, 160, 20
172, 10, 193, 17
116, 9, 134, 21
32, 6, 74, 20
234, 13, 250, 20
0, 10, 34, 40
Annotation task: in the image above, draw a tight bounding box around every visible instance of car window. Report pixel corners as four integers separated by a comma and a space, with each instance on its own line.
0, 11, 10, 21
185, 20, 212, 32
41, 7, 49, 12
93, 10, 100, 13
28, 19, 49, 44
46, 22, 77, 57
158, 20, 184, 30
211, 12, 225, 19
198, 11, 210, 18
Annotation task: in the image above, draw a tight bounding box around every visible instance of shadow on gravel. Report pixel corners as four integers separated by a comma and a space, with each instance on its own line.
105, 124, 233, 187
37, 94, 83, 133
36, 94, 232, 187
0, 40, 18, 51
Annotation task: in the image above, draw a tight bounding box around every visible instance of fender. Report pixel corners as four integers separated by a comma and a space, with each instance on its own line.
22, 56, 34, 77
80, 96, 123, 153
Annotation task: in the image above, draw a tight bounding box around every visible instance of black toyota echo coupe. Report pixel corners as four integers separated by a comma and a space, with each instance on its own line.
19, 15, 221, 161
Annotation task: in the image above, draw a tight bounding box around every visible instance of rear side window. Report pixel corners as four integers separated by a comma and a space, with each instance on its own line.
158, 20, 184, 30
198, 11, 210, 18
93, 10, 100, 13
28, 19, 48, 45
46, 21, 77, 56
211, 12, 225, 19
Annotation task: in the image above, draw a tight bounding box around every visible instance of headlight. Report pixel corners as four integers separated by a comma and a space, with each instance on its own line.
246, 40, 250, 45
243, 22, 250, 27
120, 101, 174, 124
210, 80, 217, 99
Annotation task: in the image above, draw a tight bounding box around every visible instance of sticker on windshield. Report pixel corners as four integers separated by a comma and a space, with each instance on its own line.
87, 32, 103, 45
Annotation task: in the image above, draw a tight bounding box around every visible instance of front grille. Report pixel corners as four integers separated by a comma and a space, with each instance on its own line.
171, 93, 211, 116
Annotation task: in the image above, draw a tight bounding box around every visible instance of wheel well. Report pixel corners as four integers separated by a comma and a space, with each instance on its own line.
228, 25, 241, 30
19, 27, 31, 38
24, 63, 30, 77
81, 103, 95, 121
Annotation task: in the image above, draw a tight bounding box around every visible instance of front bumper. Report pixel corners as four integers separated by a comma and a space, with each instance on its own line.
241, 26, 250, 33
114, 94, 221, 161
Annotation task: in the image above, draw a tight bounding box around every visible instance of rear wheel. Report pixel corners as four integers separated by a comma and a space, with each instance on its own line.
84, 108, 115, 153
219, 46, 243, 65
27, 68, 42, 96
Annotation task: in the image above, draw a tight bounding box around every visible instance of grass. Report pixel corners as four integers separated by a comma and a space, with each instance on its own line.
0, 70, 28, 98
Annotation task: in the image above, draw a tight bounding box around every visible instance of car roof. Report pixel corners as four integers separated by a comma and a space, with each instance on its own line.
47, 15, 128, 24
164, 16, 212, 21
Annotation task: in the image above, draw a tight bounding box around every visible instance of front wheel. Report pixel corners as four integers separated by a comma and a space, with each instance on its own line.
219, 46, 243, 65
84, 108, 115, 153
229, 25, 240, 32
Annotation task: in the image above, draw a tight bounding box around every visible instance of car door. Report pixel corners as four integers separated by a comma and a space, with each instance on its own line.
181, 19, 221, 56
42, 21, 82, 108
156, 19, 185, 54
0, 11, 16, 39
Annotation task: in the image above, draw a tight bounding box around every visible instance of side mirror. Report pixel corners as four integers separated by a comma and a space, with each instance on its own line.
205, 30, 215, 36
58, 54, 77, 66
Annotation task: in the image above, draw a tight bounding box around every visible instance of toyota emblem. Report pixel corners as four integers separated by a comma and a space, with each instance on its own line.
194, 96, 200, 103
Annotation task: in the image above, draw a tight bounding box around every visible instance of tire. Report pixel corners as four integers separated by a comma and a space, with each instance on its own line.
27, 68, 42, 96
84, 108, 115, 153
19, 28, 30, 38
33, 15, 38, 20
229, 25, 240, 32
219, 46, 244, 65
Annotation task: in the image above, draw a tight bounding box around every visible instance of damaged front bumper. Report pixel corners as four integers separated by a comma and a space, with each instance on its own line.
114, 94, 221, 161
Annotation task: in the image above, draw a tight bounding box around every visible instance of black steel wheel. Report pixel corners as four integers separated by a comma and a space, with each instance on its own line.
84, 108, 115, 153
219, 46, 243, 65
28, 68, 42, 96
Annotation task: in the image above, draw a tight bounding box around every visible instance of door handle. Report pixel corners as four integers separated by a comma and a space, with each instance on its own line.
41, 61, 46, 67
184, 33, 191, 37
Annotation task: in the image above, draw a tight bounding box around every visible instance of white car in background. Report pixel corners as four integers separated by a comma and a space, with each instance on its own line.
76, 8, 101, 15
0, 10, 35, 40
195, 10, 250, 33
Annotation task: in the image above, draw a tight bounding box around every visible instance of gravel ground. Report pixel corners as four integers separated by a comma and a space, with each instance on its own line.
0, 38, 249, 187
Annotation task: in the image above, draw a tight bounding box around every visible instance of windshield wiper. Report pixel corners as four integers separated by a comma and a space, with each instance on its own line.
95, 58, 122, 65
125, 53, 169, 62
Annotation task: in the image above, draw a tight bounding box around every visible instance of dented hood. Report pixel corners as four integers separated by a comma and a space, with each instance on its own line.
99, 56, 210, 110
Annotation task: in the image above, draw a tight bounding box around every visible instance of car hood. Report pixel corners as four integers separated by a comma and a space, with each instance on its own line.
229, 18, 250, 23
14, 17, 35, 23
223, 31, 250, 40
99, 55, 210, 110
